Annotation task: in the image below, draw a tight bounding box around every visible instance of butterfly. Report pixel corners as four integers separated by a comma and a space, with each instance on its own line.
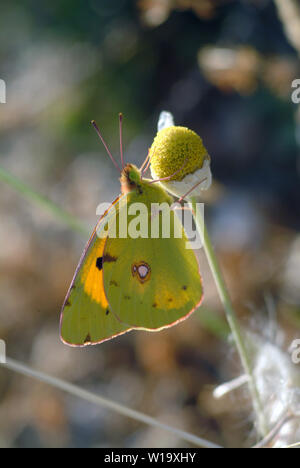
60, 116, 203, 346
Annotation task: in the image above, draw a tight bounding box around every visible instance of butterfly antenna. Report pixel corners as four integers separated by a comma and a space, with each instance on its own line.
141, 153, 152, 176
140, 153, 150, 179
149, 157, 189, 184
91, 120, 122, 172
139, 153, 150, 177
177, 177, 207, 203
119, 113, 125, 169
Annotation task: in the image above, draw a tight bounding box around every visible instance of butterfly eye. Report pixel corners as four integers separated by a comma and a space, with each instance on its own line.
131, 262, 151, 284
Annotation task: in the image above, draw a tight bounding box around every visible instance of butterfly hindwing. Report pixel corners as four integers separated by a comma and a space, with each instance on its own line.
102, 183, 203, 330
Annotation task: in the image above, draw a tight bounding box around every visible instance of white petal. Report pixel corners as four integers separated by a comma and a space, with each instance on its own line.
151, 157, 212, 200
157, 111, 175, 131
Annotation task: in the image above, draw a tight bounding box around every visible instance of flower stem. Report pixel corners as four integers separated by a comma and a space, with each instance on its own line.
0, 165, 88, 236
190, 196, 268, 437
1, 357, 221, 449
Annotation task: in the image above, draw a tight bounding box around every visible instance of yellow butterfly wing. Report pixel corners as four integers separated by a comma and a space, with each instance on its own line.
102, 182, 203, 331
60, 197, 132, 346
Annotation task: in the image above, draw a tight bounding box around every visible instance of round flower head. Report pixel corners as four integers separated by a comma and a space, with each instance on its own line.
150, 113, 212, 199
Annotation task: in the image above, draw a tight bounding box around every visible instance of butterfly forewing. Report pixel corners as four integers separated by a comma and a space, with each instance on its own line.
60, 196, 132, 346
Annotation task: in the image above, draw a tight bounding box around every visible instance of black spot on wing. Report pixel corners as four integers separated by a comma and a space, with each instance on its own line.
84, 333, 91, 344
103, 254, 117, 263
96, 257, 103, 271
106, 309, 110, 315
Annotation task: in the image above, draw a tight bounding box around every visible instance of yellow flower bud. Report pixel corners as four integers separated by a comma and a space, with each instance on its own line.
150, 123, 212, 199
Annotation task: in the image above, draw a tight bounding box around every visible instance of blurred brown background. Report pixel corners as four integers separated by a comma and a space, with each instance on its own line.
0, 0, 299, 448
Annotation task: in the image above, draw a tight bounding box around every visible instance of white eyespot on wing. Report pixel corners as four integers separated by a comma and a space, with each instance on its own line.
138, 264, 149, 279
131, 261, 151, 284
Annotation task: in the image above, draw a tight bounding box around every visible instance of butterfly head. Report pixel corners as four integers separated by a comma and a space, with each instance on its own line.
120, 164, 142, 194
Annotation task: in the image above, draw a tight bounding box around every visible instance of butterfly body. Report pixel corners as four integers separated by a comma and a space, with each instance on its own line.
60, 164, 203, 346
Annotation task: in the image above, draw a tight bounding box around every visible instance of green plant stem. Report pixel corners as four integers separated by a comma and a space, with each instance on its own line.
190, 196, 268, 437
1, 357, 222, 449
0, 166, 88, 236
